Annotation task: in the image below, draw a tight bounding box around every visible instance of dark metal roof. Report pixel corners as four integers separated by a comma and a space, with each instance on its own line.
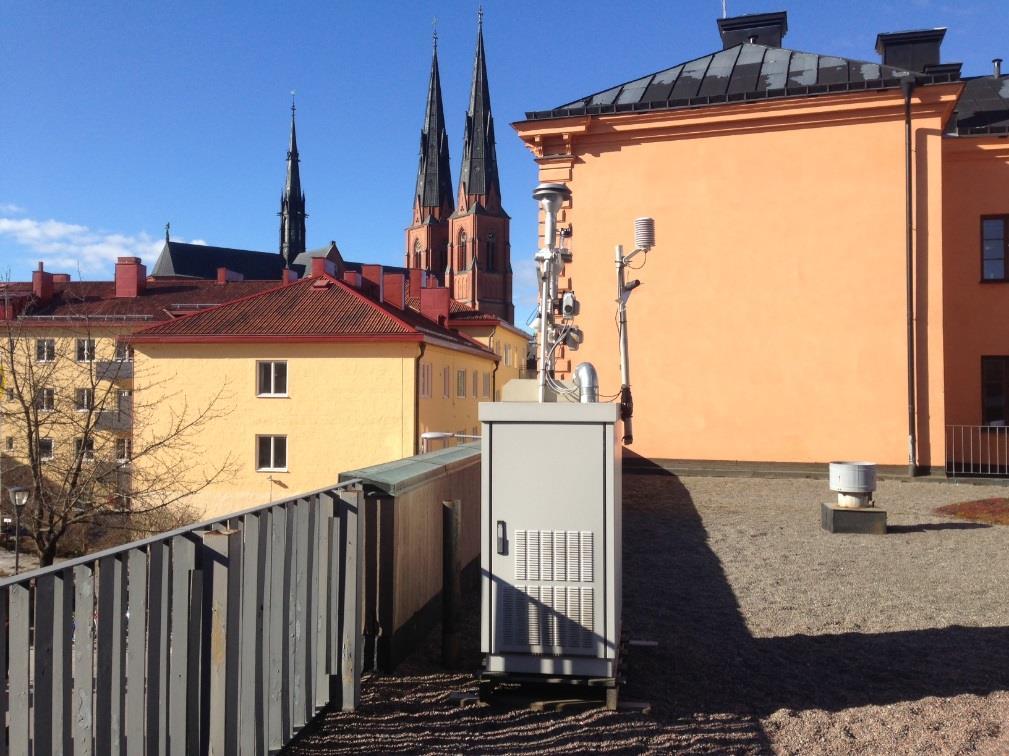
953, 75, 1009, 135
415, 46, 454, 216
458, 23, 500, 200
150, 241, 286, 280
524, 43, 959, 121
280, 105, 307, 266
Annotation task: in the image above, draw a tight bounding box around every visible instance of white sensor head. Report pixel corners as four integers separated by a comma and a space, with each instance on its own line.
634, 217, 655, 251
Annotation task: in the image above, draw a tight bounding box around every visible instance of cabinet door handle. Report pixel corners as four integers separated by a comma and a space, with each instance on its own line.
496, 521, 506, 555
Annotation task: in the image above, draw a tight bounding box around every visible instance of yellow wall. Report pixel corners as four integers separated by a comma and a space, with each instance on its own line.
454, 323, 529, 399
516, 86, 960, 466
133, 341, 419, 519
418, 344, 494, 442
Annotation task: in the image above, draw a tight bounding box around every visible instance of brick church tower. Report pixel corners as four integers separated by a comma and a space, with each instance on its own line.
406, 16, 513, 322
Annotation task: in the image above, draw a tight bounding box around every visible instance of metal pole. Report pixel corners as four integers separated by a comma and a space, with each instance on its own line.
616, 245, 634, 444
537, 255, 552, 403
902, 76, 917, 477
14, 504, 20, 574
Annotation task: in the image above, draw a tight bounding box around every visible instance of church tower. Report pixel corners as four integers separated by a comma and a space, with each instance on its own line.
405, 34, 454, 278
280, 99, 307, 267
447, 11, 513, 322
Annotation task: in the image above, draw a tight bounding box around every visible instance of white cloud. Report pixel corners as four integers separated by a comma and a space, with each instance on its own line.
0, 215, 192, 277
0, 203, 25, 215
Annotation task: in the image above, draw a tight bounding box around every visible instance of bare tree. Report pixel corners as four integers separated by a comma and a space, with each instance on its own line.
0, 305, 235, 566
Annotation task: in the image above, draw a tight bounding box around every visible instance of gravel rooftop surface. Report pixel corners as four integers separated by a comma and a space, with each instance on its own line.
284, 473, 1009, 755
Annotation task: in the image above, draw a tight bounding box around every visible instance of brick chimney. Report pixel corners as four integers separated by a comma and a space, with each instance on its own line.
408, 268, 428, 299
875, 28, 946, 72
115, 257, 147, 298
342, 271, 362, 288
32, 261, 54, 303
216, 267, 244, 285
717, 11, 787, 49
382, 273, 406, 309
310, 257, 335, 277
420, 286, 451, 326
282, 268, 299, 285
360, 264, 384, 301
52, 273, 70, 285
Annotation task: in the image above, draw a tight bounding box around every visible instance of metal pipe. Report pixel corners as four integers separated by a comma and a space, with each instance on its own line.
14, 505, 21, 574
902, 76, 917, 477
616, 244, 634, 443
573, 362, 599, 403
537, 262, 552, 403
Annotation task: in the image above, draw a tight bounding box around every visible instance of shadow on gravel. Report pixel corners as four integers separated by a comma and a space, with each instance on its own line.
887, 522, 991, 533
284, 465, 1009, 755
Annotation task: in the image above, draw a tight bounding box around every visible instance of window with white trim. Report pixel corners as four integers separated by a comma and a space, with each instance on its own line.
257, 361, 288, 396
115, 342, 134, 362
75, 388, 94, 411
482, 372, 491, 398
504, 344, 512, 368
75, 437, 95, 460
442, 367, 450, 399
256, 435, 287, 471
39, 437, 53, 461
36, 338, 55, 362
76, 338, 95, 362
472, 370, 478, 397
419, 362, 433, 399
456, 369, 466, 398
35, 387, 55, 411
116, 437, 132, 462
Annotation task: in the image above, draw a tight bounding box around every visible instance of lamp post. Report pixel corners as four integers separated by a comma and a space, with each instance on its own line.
8, 486, 28, 574
419, 432, 481, 454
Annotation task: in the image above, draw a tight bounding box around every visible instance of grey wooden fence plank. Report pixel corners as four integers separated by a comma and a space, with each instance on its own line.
315, 493, 334, 707
8, 584, 30, 755
147, 541, 170, 756
239, 513, 260, 756
200, 528, 238, 756
96, 554, 126, 756
292, 499, 309, 729
125, 548, 148, 753
168, 535, 195, 756
56, 570, 74, 754
34, 573, 55, 756
186, 559, 204, 756
0, 588, 7, 756
304, 495, 319, 719
269, 504, 288, 750
339, 486, 364, 710
72, 565, 95, 756
327, 515, 341, 678
224, 526, 243, 756
256, 508, 272, 756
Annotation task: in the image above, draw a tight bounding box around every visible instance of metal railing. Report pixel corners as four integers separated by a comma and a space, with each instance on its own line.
0, 481, 364, 755
945, 424, 1009, 478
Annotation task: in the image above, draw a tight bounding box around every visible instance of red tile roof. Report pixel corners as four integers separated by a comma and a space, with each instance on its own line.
130, 275, 497, 356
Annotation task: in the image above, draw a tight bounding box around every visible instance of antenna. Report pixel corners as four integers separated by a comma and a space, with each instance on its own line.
432, 17, 438, 50
290, 90, 296, 117
722, 0, 727, 19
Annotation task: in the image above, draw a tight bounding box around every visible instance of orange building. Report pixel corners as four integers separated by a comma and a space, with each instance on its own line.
514, 12, 1009, 474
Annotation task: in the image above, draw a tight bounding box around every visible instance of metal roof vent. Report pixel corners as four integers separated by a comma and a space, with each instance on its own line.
828, 461, 876, 508
717, 11, 788, 49
875, 28, 946, 72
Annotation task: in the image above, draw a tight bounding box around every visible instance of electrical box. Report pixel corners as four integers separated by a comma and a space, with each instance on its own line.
479, 401, 621, 679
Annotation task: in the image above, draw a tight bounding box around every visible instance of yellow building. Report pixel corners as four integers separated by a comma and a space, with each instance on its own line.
131, 267, 498, 519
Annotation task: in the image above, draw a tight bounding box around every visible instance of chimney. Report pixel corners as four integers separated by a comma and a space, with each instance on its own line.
419, 286, 451, 326
114, 257, 147, 298
282, 268, 299, 285
361, 264, 384, 301
32, 261, 55, 303
408, 268, 425, 298
342, 271, 362, 288
52, 273, 71, 285
382, 273, 406, 309
717, 11, 787, 49
875, 28, 946, 72
310, 257, 335, 278
216, 267, 244, 285
995, 58, 1003, 78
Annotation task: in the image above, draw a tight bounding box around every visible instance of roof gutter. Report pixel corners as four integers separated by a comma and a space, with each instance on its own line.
902, 75, 918, 477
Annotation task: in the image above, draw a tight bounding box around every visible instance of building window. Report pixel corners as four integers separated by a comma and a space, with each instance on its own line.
456, 369, 466, 398
486, 233, 496, 272
483, 372, 491, 398
5, 437, 13, 451
457, 231, 467, 270
115, 342, 134, 362
36, 338, 55, 362
75, 388, 94, 411
34, 387, 55, 411
75, 437, 95, 461
76, 338, 95, 362
442, 366, 450, 399
504, 344, 513, 368
472, 370, 479, 397
413, 238, 422, 269
257, 361, 288, 396
982, 357, 1009, 425
983, 217, 1009, 281
4, 388, 13, 401
116, 437, 132, 462
419, 362, 433, 399
39, 437, 54, 461
256, 435, 287, 471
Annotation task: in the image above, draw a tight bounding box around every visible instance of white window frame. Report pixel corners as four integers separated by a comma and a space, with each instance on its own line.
39, 437, 54, 461
115, 437, 132, 462
419, 362, 432, 399
456, 369, 466, 399
256, 435, 288, 472
75, 437, 95, 461
35, 387, 55, 411
442, 366, 450, 399
257, 361, 288, 397
504, 344, 512, 368
75, 387, 94, 412
36, 338, 55, 363
76, 338, 95, 363
114, 341, 134, 362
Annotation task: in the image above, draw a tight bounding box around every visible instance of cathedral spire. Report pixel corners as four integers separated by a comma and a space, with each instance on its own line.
280, 94, 307, 267
457, 10, 501, 212
415, 35, 454, 222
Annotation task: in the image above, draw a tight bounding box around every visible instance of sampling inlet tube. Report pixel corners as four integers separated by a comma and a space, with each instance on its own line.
616, 244, 634, 444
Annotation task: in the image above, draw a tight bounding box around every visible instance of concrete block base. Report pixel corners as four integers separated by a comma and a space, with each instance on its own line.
821, 502, 887, 534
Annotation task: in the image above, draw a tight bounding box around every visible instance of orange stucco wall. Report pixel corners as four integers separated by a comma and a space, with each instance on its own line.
942, 138, 1009, 428
516, 86, 960, 466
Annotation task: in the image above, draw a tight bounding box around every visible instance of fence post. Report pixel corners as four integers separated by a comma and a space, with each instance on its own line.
338, 485, 364, 711
442, 499, 462, 669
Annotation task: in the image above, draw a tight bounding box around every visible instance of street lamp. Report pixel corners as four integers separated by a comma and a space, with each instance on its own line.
8, 486, 28, 574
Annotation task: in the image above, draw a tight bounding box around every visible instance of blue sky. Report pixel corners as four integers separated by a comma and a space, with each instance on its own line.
1, 0, 1004, 321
